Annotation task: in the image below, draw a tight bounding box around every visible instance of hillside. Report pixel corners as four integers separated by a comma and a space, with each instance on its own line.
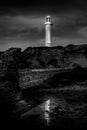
0, 44, 87, 127
0, 44, 87, 72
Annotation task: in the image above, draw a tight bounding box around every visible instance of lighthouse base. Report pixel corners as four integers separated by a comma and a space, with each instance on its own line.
45, 43, 51, 47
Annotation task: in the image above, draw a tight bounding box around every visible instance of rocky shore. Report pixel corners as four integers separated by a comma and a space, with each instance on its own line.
0, 44, 87, 128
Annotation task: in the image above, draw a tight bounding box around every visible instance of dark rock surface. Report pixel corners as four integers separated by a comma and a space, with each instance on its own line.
22, 44, 87, 69
0, 44, 87, 72
0, 44, 87, 128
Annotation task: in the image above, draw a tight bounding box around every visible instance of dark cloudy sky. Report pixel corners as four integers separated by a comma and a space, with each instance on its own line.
0, 0, 87, 50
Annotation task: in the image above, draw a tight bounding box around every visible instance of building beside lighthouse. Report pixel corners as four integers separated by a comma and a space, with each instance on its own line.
45, 16, 53, 47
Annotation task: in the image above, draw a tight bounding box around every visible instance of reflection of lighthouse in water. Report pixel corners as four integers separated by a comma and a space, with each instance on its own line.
44, 99, 51, 124
45, 16, 53, 47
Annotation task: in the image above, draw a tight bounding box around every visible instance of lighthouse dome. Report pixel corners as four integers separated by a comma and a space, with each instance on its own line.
46, 16, 51, 22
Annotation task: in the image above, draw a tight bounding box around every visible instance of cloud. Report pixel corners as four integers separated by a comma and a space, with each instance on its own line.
52, 10, 87, 38
0, 8, 87, 50
0, 15, 45, 40
52, 37, 87, 46
77, 27, 87, 37
0, 9, 87, 40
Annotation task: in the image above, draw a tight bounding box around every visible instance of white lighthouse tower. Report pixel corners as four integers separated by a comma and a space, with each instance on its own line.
45, 16, 53, 47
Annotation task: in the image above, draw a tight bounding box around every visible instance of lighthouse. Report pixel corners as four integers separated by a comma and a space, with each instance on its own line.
45, 16, 53, 47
